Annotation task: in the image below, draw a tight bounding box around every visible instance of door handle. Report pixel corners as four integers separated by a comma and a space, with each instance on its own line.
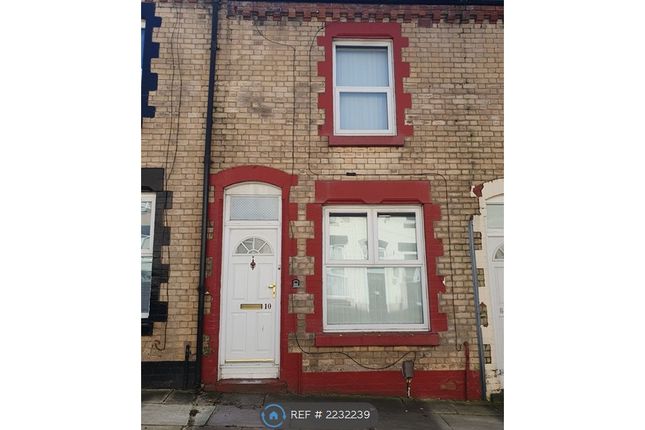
268, 283, 276, 298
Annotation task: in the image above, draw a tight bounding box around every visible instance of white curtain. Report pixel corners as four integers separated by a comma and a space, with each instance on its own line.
336, 46, 389, 86
339, 93, 388, 130
326, 267, 423, 325
336, 46, 389, 131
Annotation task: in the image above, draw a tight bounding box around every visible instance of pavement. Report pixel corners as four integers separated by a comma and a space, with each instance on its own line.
142, 389, 503, 430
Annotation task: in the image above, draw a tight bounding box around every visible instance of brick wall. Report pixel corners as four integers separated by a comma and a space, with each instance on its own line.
141, 2, 212, 362
210, 0, 504, 374
142, 0, 503, 384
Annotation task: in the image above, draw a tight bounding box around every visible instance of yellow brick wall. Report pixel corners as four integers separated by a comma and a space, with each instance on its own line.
142, 1, 503, 373
213, 6, 503, 372
141, 2, 211, 362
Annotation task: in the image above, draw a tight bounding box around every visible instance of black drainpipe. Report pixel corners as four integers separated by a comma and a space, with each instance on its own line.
195, 0, 220, 389
468, 217, 487, 400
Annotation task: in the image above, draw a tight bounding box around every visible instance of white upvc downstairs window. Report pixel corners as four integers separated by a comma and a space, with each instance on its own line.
141, 193, 156, 318
323, 206, 429, 332
333, 40, 396, 136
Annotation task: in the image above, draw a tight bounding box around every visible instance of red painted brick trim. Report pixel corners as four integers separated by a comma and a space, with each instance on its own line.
472, 183, 484, 197
202, 166, 301, 391
305, 180, 448, 347
315, 332, 440, 347
317, 22, 412, 147
226, 2, 504, 25
301, 370, 481, 400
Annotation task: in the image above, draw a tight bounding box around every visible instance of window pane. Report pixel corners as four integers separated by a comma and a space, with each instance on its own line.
141, 199, 153, 251
378, 213, 418, 260
326, 267, 424, 325
141, 256, 153, 315
235, 237, 273, 255
494, 245, 504, 261
230, 196, 279, 220
336, 46, 389, 87
328, 213, 368, 260
339, 92, 388, 130
487, 203, 503, 229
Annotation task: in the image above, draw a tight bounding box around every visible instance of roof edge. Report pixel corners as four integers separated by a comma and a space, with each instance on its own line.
239, 1, 503, 5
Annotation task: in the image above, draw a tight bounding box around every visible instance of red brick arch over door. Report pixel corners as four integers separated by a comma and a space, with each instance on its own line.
201, 165, 300, 391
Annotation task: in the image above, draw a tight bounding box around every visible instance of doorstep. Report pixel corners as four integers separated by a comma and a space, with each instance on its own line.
205, 379, 288, 394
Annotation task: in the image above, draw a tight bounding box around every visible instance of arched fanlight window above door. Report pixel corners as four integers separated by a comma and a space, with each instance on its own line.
235, 237, 273, 255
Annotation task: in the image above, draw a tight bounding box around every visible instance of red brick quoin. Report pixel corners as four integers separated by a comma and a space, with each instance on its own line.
305, 180, 448, 347
317, 22, 413, 146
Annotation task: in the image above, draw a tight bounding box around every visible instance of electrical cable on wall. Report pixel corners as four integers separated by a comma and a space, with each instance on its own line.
301, 22, 463, 351
154, 2, 184, 352
293, 330, 417, 371
234, 20, 464, 366
252, 19, 297, 176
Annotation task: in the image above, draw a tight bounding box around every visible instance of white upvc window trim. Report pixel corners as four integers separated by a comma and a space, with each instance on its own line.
141, 193, 156, 318
322, 205, 429, 332
141, 193, 156, 257
332, 39, 396, 136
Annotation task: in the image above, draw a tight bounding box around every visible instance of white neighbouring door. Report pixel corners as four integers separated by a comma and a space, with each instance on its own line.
485, 199, 504, 387
219, 183, 281, 380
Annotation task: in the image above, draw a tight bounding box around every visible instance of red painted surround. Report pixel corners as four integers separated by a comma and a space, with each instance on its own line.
203, 169, 476, 399
202, 166, 301, 392
317, 22, 413, 147
305, 181, 448, 348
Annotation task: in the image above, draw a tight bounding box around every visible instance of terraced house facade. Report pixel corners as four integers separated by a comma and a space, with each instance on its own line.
141, 0, 504, 400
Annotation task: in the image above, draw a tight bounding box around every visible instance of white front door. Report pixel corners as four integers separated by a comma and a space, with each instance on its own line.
219, 183, 281, 380
486, 234, 504, 386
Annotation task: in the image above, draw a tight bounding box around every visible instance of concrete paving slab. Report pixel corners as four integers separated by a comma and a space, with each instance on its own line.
200, 427, 264, 430
263, 392, 309, 405
195, 390, 223, 406
450, 402, 501, 416
272, 393, 405, 411
141, 425, 184, 430
206, 405, 264, 428
376, 410, 451, 430
164, 390, 198, 405
188, 405, 217, 426
219, 393, 266, 409
402, 398, 459, 414
141, 404, 192, 426
142, 389, 173, 404
439, 413, 503, 430
361, 396, 406, 412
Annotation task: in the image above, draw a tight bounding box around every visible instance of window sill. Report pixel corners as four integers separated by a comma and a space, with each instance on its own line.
329, 134, 405, 147
315, 331, 440, 347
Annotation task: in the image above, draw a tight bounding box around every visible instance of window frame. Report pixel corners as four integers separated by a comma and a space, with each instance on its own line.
322, 205, 430, 333
332, 39, 396, 136
141, 192, 156, 318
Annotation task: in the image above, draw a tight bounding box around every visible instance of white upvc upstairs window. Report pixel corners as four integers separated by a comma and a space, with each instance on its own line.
333, 40, 396, 136
323, 206, 429, 332
141, 193, 156, 318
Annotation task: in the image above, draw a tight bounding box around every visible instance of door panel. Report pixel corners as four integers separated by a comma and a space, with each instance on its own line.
221, 228, 280, 378
486, 235, 504, 386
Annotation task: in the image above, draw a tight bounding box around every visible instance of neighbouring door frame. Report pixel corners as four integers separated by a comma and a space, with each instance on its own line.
472, 178, 504, 396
